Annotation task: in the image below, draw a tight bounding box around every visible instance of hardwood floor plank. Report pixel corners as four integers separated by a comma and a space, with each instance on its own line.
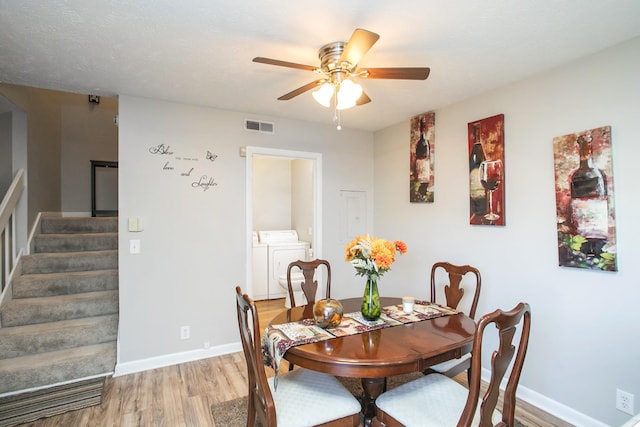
15, 298, 566, 427
182, 394, 214, 427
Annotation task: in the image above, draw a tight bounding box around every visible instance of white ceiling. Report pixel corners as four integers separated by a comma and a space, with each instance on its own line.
1, 1, 639, 132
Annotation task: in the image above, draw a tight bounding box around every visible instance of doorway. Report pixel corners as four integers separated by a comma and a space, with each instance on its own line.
245, 146, 323, 300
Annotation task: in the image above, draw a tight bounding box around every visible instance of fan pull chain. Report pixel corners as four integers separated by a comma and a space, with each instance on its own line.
333, 91, 342, 130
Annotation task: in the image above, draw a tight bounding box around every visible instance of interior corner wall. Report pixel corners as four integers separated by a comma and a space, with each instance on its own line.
252, 156, 292, 231
116, 95, 374, 365
373, 37, 640, 426
291, 158, 314, 244
61, 95, 118, 214
0, 84, 63, 225
0, 112, 12, 196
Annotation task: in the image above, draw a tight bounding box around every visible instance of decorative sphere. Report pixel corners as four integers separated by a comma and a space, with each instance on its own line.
313, 298, 344, 328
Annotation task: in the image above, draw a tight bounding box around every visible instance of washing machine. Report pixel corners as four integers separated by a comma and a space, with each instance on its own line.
252, 231, 269, 300
258, 230, 311, 301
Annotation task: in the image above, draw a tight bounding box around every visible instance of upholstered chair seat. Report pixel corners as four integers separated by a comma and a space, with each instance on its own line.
266, 368, 362, 427
375, 373, 501, 426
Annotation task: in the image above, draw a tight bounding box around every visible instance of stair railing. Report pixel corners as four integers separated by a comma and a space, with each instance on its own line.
0, 168, 25, 295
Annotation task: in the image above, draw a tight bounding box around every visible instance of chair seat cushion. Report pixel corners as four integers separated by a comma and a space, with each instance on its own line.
267, 368, 361, 427
429, 352, 471, 373
376, 373, 501, 426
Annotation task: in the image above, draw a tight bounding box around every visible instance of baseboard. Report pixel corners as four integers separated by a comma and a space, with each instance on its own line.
113, 342, 242, 377
516, 385, 608, 427
481, 368, 608, 427
40, 212, 92, 218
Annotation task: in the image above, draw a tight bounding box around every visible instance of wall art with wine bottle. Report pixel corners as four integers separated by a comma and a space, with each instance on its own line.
410, 111, 435, 203
553, 126, 617, 272
468, 114, 505, 225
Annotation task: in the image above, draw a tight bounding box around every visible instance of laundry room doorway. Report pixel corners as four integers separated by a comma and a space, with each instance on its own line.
245, 146, 323, 303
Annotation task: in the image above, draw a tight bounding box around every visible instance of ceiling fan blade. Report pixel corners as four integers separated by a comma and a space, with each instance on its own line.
360, 67, 431, 80
339, 29, 380, 66
356, 92, 371, 106
253, 57, 317, 72
277, 80, 324, 100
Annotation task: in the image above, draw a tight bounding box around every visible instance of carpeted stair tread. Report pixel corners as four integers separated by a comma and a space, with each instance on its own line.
20, 250, 118, 274
0, 314, 119, 359
34, 232, 118, 253
40, 217, 118, 234
0, 291, 119, 327
0, 215, 119, 417
12, 269, 118, 298
0, 343, 117, 394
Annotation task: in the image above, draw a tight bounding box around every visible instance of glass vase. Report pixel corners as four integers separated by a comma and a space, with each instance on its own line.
361, 275, 381, 321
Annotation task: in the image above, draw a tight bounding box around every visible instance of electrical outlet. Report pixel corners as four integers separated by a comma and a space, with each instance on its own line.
616, 389, 634, 415
180, 326, 190, 340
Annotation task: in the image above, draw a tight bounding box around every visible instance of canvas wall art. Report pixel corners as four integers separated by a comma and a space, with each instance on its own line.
468, 114, 505, 225
410, 111, 435, 203
553, 126, 617, 271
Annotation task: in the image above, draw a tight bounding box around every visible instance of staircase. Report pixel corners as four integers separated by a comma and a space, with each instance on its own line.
0, 216, 119, 426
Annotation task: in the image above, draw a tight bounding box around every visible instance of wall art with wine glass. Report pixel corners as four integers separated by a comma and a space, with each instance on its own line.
410, 111, 435, 203
553, 126, 617, 272
468, 114, 505, 225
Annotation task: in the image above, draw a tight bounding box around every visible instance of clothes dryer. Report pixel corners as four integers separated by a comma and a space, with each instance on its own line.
252, 231, 268, 300
258, 230, 310, 305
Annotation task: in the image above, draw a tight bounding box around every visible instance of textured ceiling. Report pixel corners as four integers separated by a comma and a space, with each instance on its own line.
1, 1, 639, 131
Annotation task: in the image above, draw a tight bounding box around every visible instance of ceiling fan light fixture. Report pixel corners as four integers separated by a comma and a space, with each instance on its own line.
336, 78, 363, 110
312, 82, 334, 107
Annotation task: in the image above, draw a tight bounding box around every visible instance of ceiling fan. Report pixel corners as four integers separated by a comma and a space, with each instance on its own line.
253, 28, 430, 111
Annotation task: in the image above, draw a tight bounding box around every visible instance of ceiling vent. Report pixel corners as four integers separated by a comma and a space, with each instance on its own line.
244, 119, 275, 134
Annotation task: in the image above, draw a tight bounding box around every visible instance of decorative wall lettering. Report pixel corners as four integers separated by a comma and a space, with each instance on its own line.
148, 145, 220, 191
192, 175, 217, 191
149, 144, 174, 155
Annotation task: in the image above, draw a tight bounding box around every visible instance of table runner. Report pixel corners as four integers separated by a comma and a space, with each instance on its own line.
262, 301, 458, 384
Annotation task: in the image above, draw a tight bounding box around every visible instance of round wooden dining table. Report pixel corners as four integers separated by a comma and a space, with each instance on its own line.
269, 297, 476, 426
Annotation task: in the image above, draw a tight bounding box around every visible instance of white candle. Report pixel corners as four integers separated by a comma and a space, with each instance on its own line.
402, 296, 415, 314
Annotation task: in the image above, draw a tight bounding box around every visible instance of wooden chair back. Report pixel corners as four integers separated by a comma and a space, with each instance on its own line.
430, 261, 481, 319
235, 286, 276, 426
287, 259, 331, 307
460, 302, 532, 427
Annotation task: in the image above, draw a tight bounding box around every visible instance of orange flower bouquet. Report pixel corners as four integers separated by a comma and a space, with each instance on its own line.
345, 235, 407, 320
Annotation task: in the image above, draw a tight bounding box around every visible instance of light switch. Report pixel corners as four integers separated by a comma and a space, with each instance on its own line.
130, 239, 140, 254
128, 217, 143, 232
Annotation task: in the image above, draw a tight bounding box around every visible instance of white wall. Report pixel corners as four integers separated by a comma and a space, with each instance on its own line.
116, 96, 374, 368
61, 96, 118, 214
0, 112, 12, 196
252, 156, 314, 242
291, 158, 314, 245
0, 84, 62, 226
373, 37, 640, 426
253, 156, 292, 231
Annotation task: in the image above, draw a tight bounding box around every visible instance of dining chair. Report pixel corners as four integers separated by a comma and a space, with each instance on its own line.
424, 261, 481, 381
287, 258, 331, 308
235, 286, 361, 427
375, 302, 531, 427
286, 259, 332, 371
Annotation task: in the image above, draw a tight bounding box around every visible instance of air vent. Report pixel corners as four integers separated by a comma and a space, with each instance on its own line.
244, 119, 275, 134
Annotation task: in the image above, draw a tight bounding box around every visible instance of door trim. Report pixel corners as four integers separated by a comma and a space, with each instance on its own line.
245, 146, 323, 298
